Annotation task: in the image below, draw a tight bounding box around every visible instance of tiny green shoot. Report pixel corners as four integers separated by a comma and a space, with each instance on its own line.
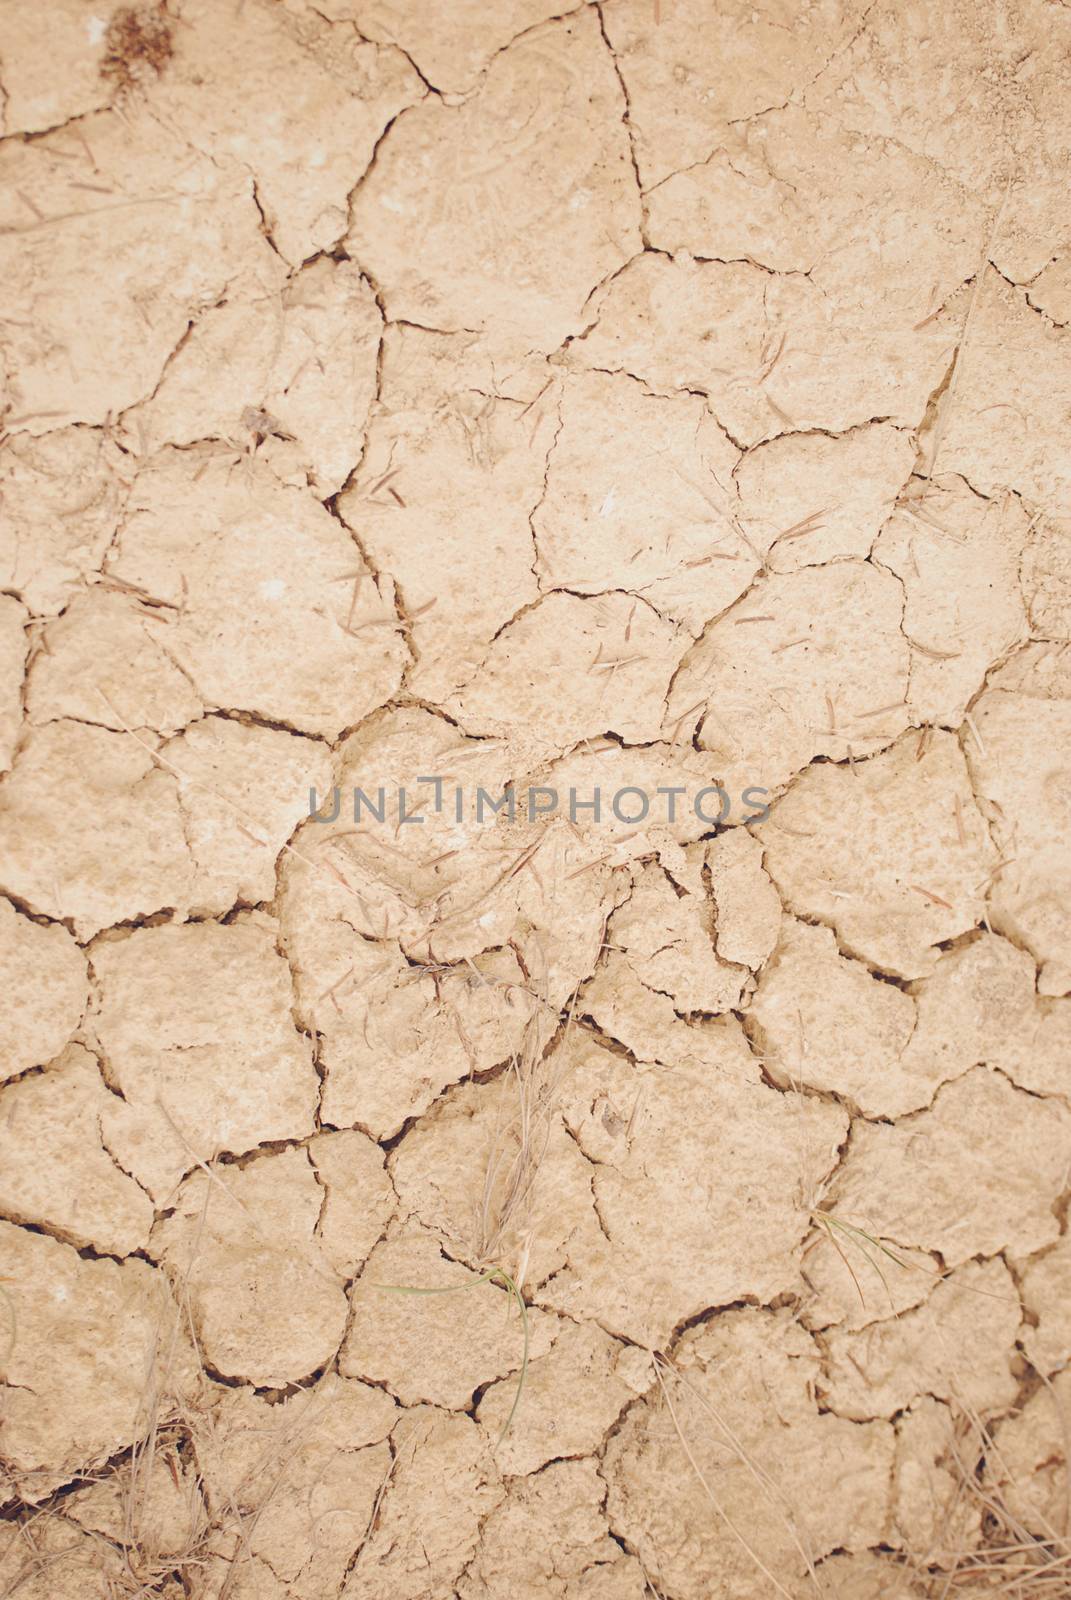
812, 1211, 909, 1312
370, 1266, 530, 1445
812, 1211, 1020, 1315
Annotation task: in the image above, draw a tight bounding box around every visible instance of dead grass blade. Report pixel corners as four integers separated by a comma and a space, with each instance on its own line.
651, 1358, 799, 1600
476, 979, 580, 1272
929, 1390, 1071, 1599
655, 1355, 823, 1595
923, 179, 1011, 478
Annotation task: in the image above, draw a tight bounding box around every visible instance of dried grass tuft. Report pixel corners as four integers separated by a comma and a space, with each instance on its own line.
922, 1391, 1071, 1599
101, 4, 174, 89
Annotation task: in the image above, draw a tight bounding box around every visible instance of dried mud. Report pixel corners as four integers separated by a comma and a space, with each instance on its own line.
1, 1, 1070, 1597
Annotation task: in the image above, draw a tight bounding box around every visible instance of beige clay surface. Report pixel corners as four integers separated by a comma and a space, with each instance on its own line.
1, 1, 1070, 1596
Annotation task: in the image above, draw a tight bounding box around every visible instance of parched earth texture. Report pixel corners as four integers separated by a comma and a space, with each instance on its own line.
1, 2, 1071, 1598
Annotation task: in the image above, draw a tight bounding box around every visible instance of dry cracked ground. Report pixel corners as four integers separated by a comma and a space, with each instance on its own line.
1, 1, 1071, 1597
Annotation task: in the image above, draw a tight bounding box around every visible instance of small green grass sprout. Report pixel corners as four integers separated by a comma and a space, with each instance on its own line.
370, 1266, 530, 1446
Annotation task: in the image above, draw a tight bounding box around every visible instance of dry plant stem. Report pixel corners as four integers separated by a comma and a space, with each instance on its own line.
478, 987, 578, 1269
1033, 1368, 1071, 1540
124, 1163, 213, 1587
651, 1357, 799, 1600
923, 178, 1010, 478
932, 1393, 1071, 1599
655, 1355, 823, 1594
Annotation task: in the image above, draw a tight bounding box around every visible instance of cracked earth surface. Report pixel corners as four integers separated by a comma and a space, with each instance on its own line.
1, 1, 1070, 1597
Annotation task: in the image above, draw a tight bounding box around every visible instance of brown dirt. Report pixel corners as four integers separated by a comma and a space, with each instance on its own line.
1, 1, 1070, 1597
